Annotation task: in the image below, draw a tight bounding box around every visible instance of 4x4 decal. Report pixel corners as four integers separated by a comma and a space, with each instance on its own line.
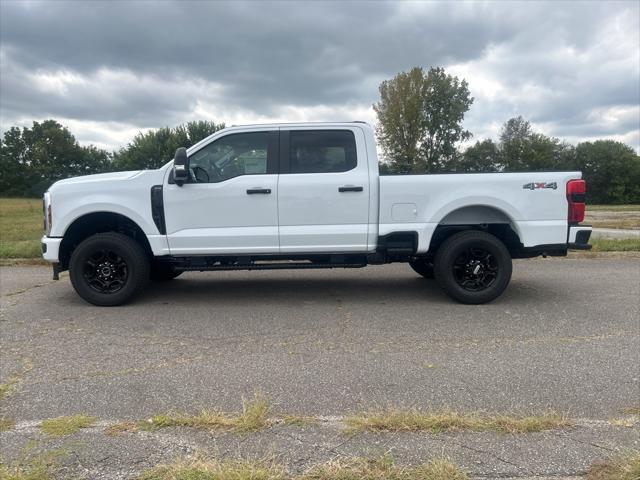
523, 182, 557, 190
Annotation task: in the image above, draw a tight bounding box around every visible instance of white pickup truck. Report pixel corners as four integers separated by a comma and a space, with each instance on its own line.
41, 122, 592, 306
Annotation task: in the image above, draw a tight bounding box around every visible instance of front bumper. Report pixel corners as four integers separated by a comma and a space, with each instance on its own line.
568, 225, 592, 250
41, 236, 62, 262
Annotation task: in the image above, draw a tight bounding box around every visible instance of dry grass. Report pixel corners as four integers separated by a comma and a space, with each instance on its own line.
0, 462, 50, 480
138, 458, 287, 480
587, 451, 640, 480
0, 378, 20, 401
137, 410, 235, 432
590, 238, 640, 252
105, 421, 138, 436
585, 205, 640, 230
0, 359, 34, 401
588, 204, 640, 212
138, 393, 271, 433
300, 456, 467, 480
608, 418, 636, 427
0, 448, 67, 480
622, 407, 640, 415
0, 198, 43, 259
235, 393, 271, 432
0, 418, 15, 432
343, 409, 572, 434
39, 414, 96, 437
137, 456, 467, 480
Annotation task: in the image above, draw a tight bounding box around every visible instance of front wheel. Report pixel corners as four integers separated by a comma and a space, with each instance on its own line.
434, 231, 512, 304
69, 232, 150, 306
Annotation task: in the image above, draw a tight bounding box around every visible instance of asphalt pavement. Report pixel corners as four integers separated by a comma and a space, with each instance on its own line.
1, 256, 639, 478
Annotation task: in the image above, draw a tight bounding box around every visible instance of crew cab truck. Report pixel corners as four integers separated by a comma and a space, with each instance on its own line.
41, 122, 592, 306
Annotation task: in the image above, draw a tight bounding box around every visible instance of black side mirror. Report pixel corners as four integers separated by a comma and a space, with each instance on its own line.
173, 147, 189, 186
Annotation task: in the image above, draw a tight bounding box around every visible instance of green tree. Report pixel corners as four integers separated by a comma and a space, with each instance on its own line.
571, 140, 640, 204
113, 120, 224, 171
0, 120, 110, 197
499, 116, 573, 172
374, 66, 473, 174
458, 139, 501, 172
0, 126, 28, 196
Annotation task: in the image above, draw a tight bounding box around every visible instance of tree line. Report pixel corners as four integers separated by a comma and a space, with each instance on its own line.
0, 120, 224, 197
375, 67, 640, 204
1, 66, 638, 203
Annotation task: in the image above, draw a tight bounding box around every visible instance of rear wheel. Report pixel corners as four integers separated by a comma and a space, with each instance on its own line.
69, 232, 149, 306
409, 258, 434, 279
434, 230, 512, 304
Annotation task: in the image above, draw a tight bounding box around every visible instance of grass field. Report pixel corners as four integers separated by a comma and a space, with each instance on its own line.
585, 204, 640, 230
0, 198, 43, 259
0, 198, 639, 259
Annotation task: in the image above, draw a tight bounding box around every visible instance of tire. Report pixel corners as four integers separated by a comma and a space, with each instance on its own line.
150, 262, 182, 282
69, 232, 150, 306
409, 258, 434, 279
434, 230, 512, 304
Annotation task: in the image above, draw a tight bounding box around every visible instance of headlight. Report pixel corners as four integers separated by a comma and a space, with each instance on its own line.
43, 192, 52, 235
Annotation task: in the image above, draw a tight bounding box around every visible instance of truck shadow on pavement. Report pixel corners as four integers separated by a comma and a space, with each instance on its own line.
130, 273, 557, 307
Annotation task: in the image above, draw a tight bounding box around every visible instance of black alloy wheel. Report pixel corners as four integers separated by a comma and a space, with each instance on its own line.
83, 249, 129, 293
69, 232, 149, 306
452, 247, 498, 291
434, 230, 512, 304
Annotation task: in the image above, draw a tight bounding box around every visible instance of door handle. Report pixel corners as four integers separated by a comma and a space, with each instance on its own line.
246, 188, 271, 194
338, 186, 363, 192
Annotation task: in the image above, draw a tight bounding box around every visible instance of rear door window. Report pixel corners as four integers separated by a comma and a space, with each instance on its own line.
289, 130, 357, 174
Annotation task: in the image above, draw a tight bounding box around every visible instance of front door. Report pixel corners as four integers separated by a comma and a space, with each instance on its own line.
164, 130, 279, 255
277, 128, 370, 253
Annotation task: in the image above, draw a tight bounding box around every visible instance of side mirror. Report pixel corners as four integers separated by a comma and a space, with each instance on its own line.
173, 147, 189, 186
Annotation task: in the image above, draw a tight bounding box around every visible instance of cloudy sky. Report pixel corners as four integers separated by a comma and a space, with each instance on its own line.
1, 0, 638, 151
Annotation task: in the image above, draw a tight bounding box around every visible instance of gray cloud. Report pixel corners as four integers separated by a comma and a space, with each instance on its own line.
1, 0, 638, 150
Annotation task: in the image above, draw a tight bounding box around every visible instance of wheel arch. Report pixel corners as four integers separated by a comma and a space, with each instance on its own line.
59, 211, 153, 269
427, 204, 523, 257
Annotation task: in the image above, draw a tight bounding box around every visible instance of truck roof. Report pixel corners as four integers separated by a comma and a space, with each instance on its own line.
227, 121, 371, 129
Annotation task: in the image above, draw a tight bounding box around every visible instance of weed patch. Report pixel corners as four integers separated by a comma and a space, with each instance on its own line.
138, 458, 287, 480
235, 393, 271, 432
0, 418, 15, 432
0, 447, 67, 480
588, 451, 640, 480
622, 406, 640, 415
590, 238, 640, 252
137, 411, 234, 432
138, 393, 271, 433
0, 359, 33, 401
300, 455, 467, 480
105, 421, 138, 436
137, 455, 467, 480
39, 414, 96, 437
343, 409, 572, 434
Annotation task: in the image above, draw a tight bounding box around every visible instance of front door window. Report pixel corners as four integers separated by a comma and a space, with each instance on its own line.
189, 132, 269, 183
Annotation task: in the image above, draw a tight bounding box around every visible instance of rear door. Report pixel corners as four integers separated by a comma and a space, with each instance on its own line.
164, 129, 279, 254
277, 127, 370, 252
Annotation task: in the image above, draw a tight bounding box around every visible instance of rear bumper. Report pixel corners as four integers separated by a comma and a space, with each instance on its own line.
568, 225, 592, 250
41, 236, 62, 262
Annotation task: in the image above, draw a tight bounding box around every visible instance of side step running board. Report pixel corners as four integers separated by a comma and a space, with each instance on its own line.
173, 262, 367, 272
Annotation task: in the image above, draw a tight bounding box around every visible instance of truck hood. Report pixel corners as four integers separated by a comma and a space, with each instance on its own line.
49, 171, 143, 190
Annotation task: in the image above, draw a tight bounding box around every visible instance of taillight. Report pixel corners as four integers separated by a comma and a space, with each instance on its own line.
567, 179, 586, 223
